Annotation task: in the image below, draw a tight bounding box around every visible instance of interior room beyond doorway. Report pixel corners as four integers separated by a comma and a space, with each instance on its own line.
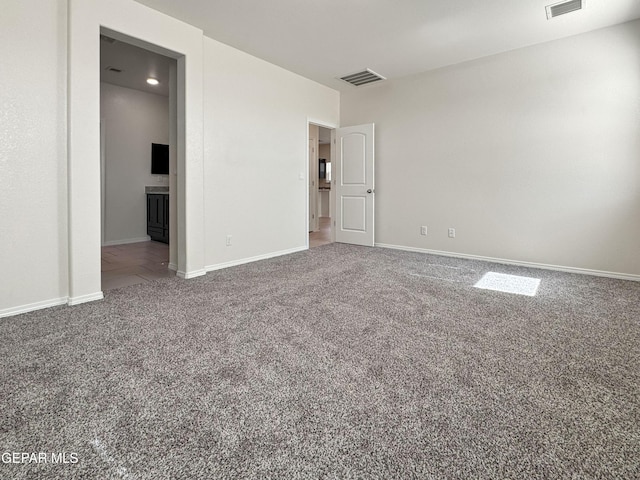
309, 124, 333, 248
100, 33, 176, 289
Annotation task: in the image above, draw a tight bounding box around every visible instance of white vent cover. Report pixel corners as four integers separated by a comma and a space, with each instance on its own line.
339, 69, 386, 87
546, 0, 584, 19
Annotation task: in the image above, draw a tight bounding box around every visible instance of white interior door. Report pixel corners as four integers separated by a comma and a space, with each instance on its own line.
334, 123, 374, 246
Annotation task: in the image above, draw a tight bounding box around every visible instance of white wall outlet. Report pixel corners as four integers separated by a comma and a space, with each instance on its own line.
448, 228, 456, 238
420, 226, 428, 236
226, 235, 232, 246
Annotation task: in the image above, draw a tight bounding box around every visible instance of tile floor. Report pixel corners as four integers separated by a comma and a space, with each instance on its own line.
310, 217, 332, 248
101, 241, 173, 291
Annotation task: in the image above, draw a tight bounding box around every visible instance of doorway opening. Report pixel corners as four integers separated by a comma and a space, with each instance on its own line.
99, 33, 177, 290
308, 123, 334, 248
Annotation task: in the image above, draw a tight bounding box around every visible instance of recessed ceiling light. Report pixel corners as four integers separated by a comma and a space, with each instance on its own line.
146, 78, 159, 86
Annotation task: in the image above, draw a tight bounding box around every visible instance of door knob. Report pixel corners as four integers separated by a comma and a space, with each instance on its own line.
367, 189, 373, 194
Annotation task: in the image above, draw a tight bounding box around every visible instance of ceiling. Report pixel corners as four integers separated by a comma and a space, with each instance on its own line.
131, 0, 640, 91
100, 35, 174, 97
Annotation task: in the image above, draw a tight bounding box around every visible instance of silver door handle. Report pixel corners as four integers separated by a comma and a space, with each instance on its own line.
367, 189, 373, 194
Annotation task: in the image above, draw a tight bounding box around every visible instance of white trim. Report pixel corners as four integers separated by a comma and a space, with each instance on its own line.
68, 291, 104, 306
168, 263, 178, 272
376, 243, 640, 282
307, 118, 339, 130
176, 269, 206, 279
0, 297, 69, 319
206, 246, 307, 272
102, 236, 150, 247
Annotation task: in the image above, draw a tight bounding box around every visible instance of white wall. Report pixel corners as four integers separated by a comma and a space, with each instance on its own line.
0, 0, 69, 315
100, 82, 169, 244
203, 37, 339, 268
341, 20, 640, 277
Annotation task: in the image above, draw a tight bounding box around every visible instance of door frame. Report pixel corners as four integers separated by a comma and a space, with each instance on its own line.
306, 118, 338, 248
68, 0, 205, 305
309, 137, 318, 233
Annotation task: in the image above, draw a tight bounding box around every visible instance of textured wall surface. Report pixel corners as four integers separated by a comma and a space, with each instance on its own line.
203, 37, 339, 268
0, 0, 69, 314
341, 20, 640, 276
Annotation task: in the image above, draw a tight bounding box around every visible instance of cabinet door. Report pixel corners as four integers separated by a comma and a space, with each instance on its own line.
147, 195, 164, 229
147, 194, 169, 243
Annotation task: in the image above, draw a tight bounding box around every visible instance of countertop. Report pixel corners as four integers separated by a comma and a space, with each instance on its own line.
145, 186, 169, 194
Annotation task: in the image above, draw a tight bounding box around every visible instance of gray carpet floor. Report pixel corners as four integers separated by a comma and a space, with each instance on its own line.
1, 243, 639, 479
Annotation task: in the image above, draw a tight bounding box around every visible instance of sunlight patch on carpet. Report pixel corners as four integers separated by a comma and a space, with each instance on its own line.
474, 272, 541, 296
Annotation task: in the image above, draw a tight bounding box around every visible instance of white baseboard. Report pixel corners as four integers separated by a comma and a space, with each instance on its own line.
168, 263, 178, 272
176, 269, 206, 279
375, 243, 640, 282
0, 297, 69, 319
102, 236, 150, 247
205, 246, 307, 273
68, 291, 104, 306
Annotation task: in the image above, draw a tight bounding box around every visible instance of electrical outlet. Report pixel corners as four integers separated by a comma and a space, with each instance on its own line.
420, 226, 428, 236
448, 228, 456, 238
226, 235, 232, 246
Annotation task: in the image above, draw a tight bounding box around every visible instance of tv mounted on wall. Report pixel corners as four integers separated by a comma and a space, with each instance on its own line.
151, 143, 169, 175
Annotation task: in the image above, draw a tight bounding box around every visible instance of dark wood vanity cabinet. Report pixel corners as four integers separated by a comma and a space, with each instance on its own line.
147, 193, 169, 244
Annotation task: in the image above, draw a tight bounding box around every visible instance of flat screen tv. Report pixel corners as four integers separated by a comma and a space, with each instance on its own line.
151, 143, 169, 175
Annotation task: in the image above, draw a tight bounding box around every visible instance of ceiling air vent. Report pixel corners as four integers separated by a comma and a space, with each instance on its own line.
339, 69, 386, 87
546, 0, 584, 19
105, 66, 122, 73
